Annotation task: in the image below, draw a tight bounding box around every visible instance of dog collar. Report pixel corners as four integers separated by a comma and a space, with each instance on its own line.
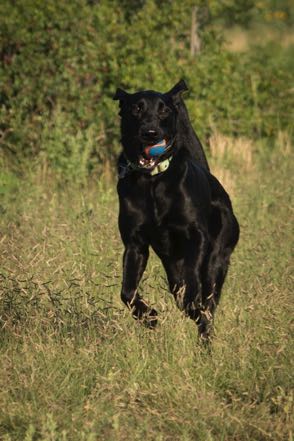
118, 155, 173, 179
118, 136, 175, 179
150, 156, 172, 176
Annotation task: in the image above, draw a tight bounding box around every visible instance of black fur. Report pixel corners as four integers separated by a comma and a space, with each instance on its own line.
113, 80, 239, 340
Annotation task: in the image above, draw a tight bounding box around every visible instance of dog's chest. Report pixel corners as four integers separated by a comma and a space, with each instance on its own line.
144, 182, 194, 256
148, 179, 194, 227
149, 182, 164, 223
147, 180, 172, 222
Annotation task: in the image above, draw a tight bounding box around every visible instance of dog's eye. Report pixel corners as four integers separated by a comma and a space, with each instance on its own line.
132, 102, 145, 115
159, 105, 171, 119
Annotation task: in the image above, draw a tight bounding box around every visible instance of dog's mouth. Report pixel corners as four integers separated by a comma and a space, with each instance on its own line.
138, 155, 158, 169
138, 138, 168, 169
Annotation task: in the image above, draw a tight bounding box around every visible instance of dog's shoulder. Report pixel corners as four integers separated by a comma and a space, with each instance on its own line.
185, 156, 233, 205
206, 169, 234, 208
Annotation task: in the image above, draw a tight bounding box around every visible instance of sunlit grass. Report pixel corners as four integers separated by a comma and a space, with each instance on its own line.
223, 24, 294, 52
0, 136, 293, 440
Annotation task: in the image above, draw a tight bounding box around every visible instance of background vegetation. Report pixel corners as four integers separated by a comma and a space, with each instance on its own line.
0, 1, 293, 440
1, 0, 293, 182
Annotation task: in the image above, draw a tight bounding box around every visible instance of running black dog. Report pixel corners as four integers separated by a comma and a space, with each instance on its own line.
113, 80, 239, 340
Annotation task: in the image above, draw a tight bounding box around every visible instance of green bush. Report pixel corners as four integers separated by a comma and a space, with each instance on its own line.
0, 0, 293, 181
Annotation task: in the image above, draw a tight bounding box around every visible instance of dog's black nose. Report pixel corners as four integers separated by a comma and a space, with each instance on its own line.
141, 129, 160, 141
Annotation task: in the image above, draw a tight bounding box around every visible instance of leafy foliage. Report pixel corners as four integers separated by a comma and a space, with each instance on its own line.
0, 0, 293, 180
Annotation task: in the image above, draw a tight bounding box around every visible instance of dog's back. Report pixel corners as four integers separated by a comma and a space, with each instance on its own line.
176, 96, 210, 170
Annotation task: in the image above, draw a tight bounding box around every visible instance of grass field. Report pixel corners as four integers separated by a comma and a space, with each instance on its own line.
0, 133, 293, 441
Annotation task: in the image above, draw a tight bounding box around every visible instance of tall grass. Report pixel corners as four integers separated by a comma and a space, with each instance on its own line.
0, 134, 293, 441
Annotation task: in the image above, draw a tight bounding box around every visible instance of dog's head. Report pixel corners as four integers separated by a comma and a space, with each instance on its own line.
113, 80, 188, 168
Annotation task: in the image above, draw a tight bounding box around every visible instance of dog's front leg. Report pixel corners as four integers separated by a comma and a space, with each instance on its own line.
164, 258, 209, 339
121, 245, 157, 328
164, 229, 212, 340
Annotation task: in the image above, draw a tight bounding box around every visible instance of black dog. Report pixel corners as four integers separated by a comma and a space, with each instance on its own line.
113, 80, 239, 340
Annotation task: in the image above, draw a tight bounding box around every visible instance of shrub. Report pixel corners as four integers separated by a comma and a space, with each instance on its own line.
0, 0, 292, 180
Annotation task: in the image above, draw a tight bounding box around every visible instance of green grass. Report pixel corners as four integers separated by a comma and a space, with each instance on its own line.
0, 135, 293, 441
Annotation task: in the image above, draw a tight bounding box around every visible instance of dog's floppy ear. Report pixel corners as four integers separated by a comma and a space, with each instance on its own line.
165, 79, 188, 106
113, 88, 129, 101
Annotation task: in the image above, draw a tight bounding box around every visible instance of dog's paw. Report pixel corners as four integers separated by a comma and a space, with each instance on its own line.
142, 308, 158, 329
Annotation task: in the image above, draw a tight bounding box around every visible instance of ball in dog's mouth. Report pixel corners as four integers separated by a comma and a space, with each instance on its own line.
144, 139, 167, 158
138, 139, 167, 168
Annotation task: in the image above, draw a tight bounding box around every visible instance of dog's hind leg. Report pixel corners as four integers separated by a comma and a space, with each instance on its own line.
198, 209, 240, 340
197, 246, 233, 340
121, 245, 158, 328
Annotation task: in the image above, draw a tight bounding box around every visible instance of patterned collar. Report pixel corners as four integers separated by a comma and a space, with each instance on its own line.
118, 155, 173, 179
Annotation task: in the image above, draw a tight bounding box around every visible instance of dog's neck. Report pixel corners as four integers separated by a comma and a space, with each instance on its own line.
118, 136, 176, 179
118, 154, 175, 180
126, 155, 173, 177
